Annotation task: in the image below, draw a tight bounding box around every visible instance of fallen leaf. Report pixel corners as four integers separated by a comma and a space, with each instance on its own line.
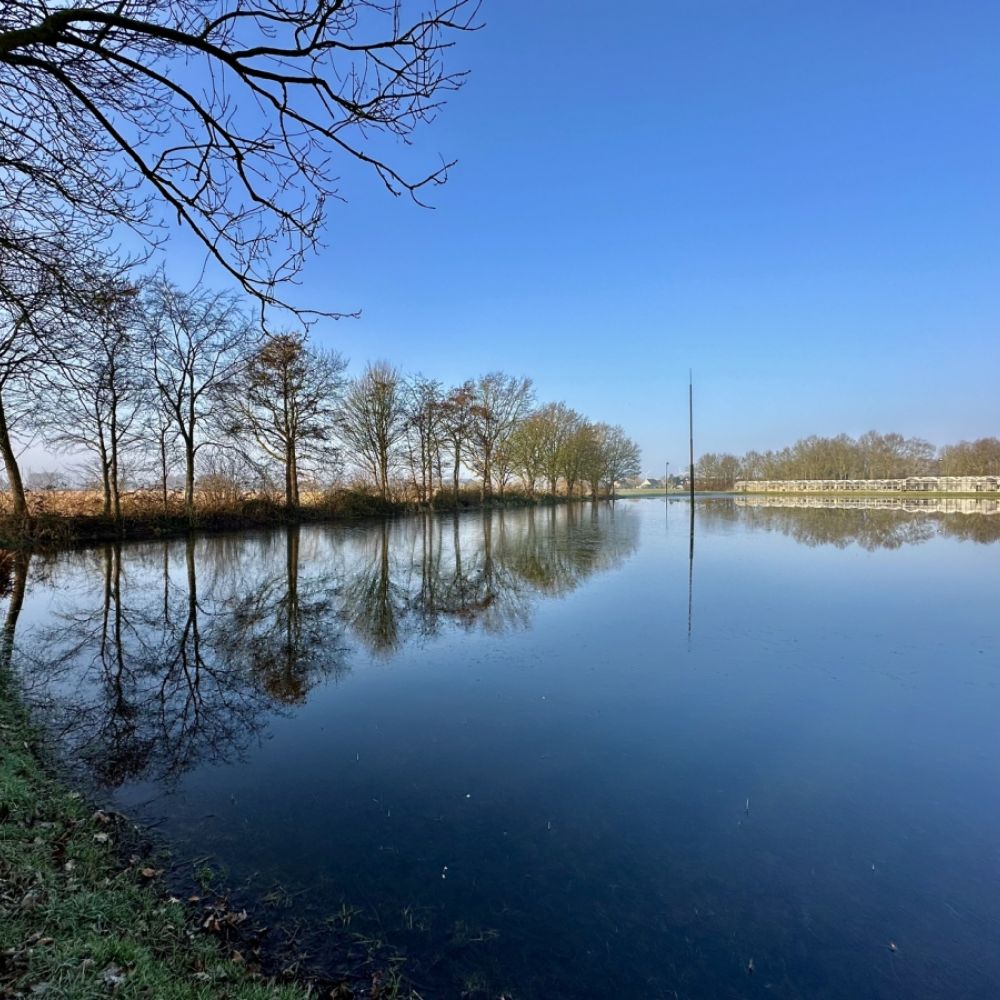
101, 963, 127, 988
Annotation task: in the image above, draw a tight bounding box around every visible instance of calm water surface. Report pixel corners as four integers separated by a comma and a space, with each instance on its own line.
6, 499, 1000, 998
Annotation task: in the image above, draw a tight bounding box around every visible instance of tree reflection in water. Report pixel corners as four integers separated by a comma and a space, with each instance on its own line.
210, 526, 346, 703
333, 504, 638, 654
703, 497, 1000, 550
7, 504, 639, 789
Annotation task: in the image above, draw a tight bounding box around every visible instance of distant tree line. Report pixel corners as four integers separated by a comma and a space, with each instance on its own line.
696, 431, 1000, 487
2, 273, 641, 522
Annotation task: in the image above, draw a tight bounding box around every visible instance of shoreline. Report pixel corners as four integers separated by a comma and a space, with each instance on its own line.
0, 488, 583, 551
0, 667, 319, 999
0, 666, 427, 999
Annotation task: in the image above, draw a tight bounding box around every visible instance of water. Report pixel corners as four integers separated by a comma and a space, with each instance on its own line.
5, 499, 1000, 998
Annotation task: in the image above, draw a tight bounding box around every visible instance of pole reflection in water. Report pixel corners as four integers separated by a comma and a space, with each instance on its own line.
687, 495, 695, 643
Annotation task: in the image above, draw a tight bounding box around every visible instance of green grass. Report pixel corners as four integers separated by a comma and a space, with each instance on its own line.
0, 668, 310, 1000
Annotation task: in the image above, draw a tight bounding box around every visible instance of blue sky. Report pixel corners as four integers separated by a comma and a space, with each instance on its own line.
131, 2, 1000, 475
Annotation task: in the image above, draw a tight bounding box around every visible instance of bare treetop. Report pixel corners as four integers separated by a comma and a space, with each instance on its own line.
0, 1, 479, 314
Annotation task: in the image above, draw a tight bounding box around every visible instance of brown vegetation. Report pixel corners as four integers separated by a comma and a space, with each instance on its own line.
0, 483, 579, 547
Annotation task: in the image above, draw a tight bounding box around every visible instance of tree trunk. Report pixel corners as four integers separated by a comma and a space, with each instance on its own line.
481, 451, 491, 502
98, 438, 112, 517
379, 452, 389, 502
184, 436, 195, 522
159, 427, 169, 512
185, 382, 197, 522
109, 401, 122, 524
0, 390, 28, 523
286, 438, 299, 509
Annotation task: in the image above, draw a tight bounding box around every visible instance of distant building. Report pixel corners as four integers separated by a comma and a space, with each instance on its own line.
639, 478, 663, 489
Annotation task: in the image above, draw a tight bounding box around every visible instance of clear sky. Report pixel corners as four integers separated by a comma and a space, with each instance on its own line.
41, 1, 1000, 478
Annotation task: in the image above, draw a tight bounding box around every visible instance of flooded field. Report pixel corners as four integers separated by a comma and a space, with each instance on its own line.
6, 498, 1000, 998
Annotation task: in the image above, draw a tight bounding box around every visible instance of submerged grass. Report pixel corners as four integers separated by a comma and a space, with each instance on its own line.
0, 667, 311, 1000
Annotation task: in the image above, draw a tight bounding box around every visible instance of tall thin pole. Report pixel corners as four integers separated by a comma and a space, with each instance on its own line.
688, 370, 695, 504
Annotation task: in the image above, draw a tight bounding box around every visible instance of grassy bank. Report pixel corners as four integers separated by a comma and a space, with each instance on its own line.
0, 665, 317, 1000
0, 486, 567, 549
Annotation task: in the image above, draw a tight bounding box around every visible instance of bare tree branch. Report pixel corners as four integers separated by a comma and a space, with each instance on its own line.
0, 1, 480, 318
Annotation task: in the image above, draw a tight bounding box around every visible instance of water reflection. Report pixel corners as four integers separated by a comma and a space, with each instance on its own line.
0, 550, 30, 670
12, 505, 638, 788
212, 526, 345, 703
322, 505, 638, 655
712, 496, 1000, 550
4, 501, 999, 998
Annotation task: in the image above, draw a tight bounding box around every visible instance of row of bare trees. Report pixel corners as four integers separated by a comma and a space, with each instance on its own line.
1, 1, 483, 526
3, 273, 641, 521
696, 432, 1000, 487
343, 375, 643, 504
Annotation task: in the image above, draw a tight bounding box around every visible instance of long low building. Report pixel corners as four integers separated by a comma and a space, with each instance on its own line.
734, 476, 1000, 493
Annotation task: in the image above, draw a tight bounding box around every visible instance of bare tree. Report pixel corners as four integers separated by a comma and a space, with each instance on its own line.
440, 380, 475, 498
695, 452, 741, 490
560, 420, 595, 499
337, 361, 407, 501
228, 332, 347, 508
601, 424, 642, 499
0, 307, 44, 519
736, 431, 941, 482
0, 237, 106, 519
535, 402, 583, 498
468, 372, 534, 501
940, 438, 1000, 476
403, 374, 445, 505
507, 414, 546, 497
38, 277, 147, 521
576, 422, 607, 500
142, 275, 257, 521
0, 1, 478, 316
